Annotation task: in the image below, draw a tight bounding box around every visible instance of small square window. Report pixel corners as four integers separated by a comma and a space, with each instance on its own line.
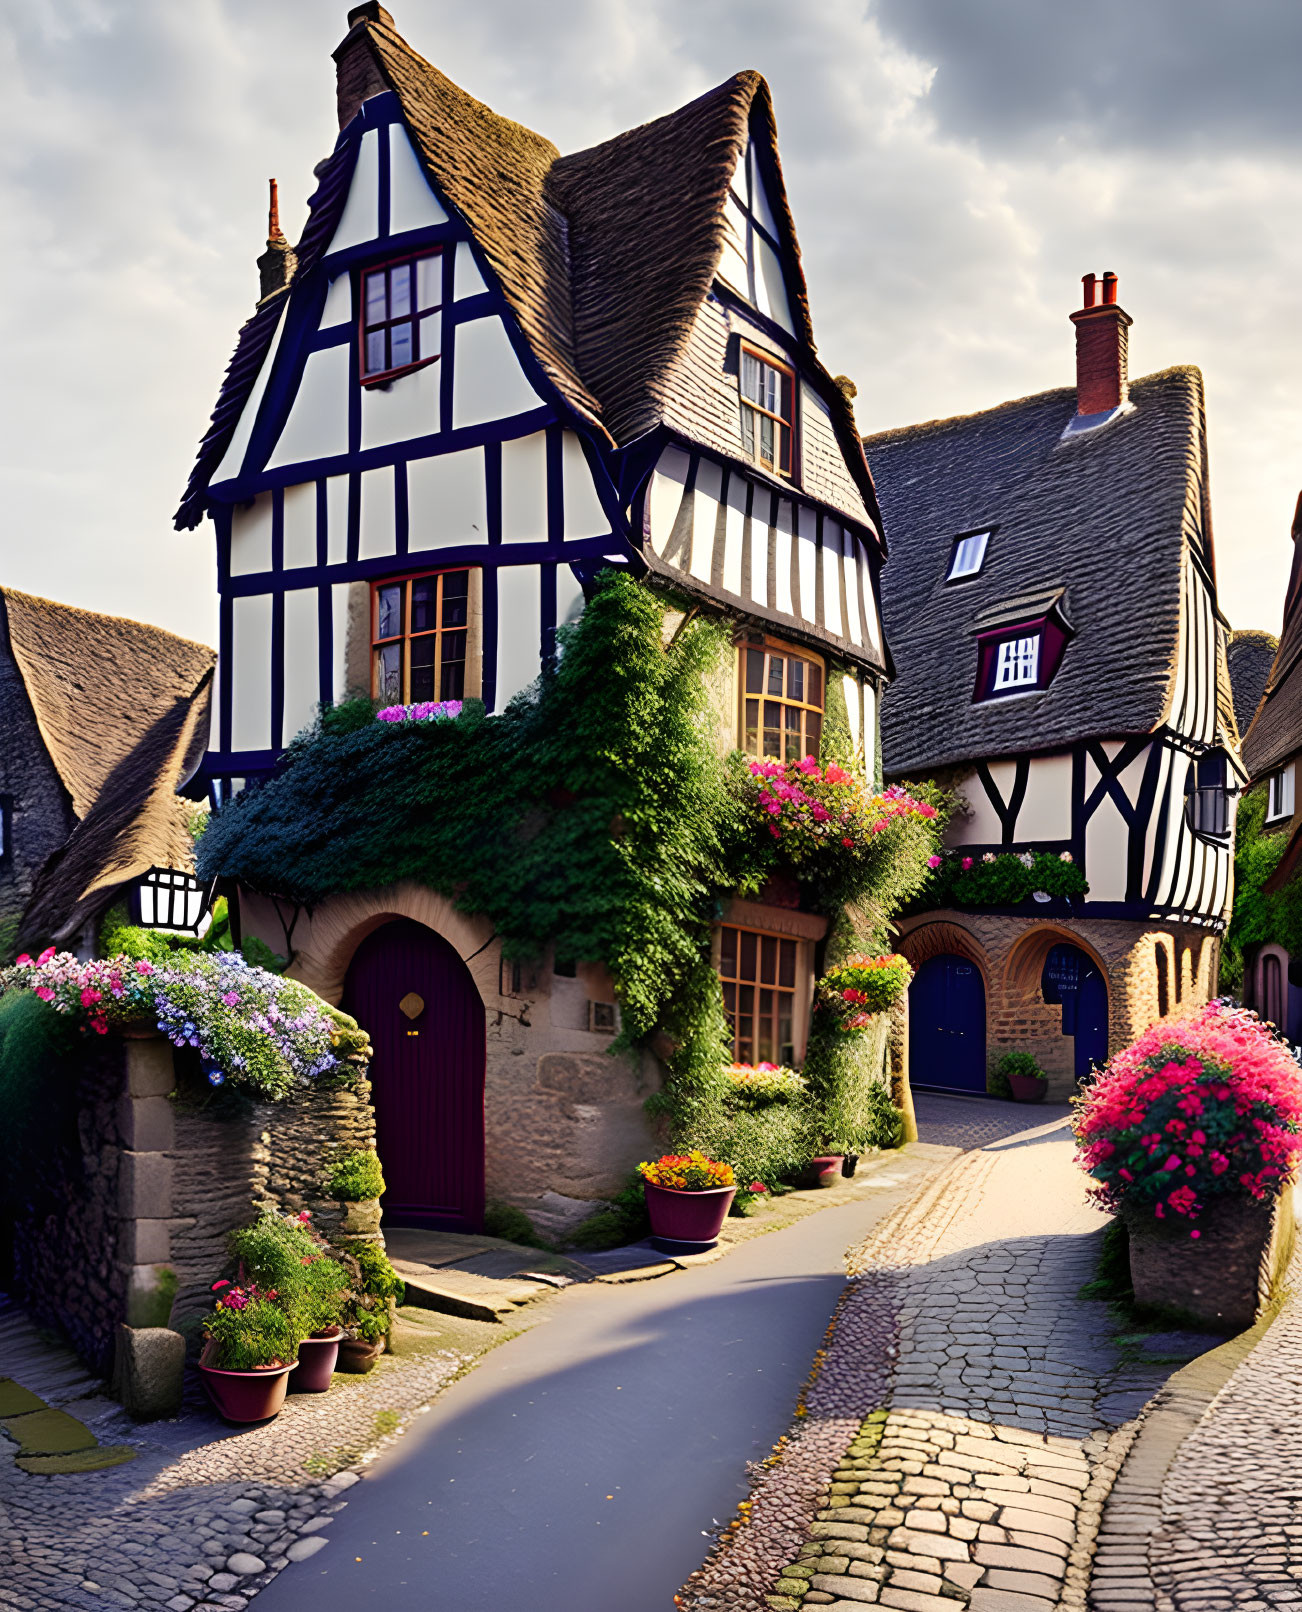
1267, 767, 1295, 824
947, 530, 990, 580
993, 635, 1040, 692
359, 251, 441, 385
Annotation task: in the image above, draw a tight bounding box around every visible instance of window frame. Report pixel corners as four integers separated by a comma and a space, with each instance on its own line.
946, 528, 993, 582
357, 247, 443, 388
1267, 765, 1295, 825
738, 342, 797, 478
1185, 750, 1231, 842
972, 614, 1071, 703
737, 634, 826, 763
370, 566, 474, 707
718, 922, 801, 1067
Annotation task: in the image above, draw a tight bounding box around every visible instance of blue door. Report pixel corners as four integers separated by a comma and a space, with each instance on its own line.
1042, 943, 1108, 1083
909, 953, 987, 1093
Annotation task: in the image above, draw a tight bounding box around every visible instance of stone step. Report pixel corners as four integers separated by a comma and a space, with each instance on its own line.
396, 1268, 552, 1323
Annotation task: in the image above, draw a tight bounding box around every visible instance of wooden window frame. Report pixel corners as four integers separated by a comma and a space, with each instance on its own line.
946, 528, 993, 582
738, 342, 796, 478
1267, 765, 1295, 825
717, 922, 803, 1067
358, 248, 442, 388
737, 633, 825, 763
370, 566, 473, 706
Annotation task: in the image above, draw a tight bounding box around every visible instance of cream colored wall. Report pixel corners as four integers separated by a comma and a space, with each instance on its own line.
1017, 755, 1073, 840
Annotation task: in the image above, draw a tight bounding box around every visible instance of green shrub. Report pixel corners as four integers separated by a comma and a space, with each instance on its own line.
325, 1149, 385, 1201
204, 1295, 299, 1371
0, 992, 82, 1212
987, 1061, 1013, 1100
993, 1052, 1046, 1088
483, 1200, 548, 1248
692, 1101, 811, 1190
352, 1241, 405, 1305
229, 1213, 350, 1337
569, 1176, 650, 1250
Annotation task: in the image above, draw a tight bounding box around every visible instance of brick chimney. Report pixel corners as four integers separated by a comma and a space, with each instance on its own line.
1069, 271, 1132, 416
334, 4, 394, 131
256, 179, 297, 304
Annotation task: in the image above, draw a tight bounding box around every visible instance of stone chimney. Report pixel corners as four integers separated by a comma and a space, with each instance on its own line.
1069, 271, 1132, 417
256, 179, 297, 304
334, 3, 393, 131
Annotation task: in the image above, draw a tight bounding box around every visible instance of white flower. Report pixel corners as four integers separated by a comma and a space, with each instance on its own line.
1018, 852, 1034, 868
1060, 851, 1073, 863
982, 852, 996, 863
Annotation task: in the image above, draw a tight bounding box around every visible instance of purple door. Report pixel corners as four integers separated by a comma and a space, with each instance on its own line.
343, 919, 486, 1231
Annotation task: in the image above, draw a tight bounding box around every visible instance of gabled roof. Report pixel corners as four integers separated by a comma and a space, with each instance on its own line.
1241, 496, 1302, 781
866, 367, 1218, 776
176, 7, 876, 531
2, 589, 215, 946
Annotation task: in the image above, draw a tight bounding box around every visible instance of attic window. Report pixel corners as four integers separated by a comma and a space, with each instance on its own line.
994, 635, 1039, 691
133, 867, 214, 936
739, 347, 794, 476
973, 611, 1071, 703
1267, 766, 1295, 825
360, 249, 442, 385
947, 530, 991, 581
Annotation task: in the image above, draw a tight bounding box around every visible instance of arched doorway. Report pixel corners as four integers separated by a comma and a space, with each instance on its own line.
909, 953, 987, 1093
1041, 943, 1108, 1082
343, 918, 486, 1231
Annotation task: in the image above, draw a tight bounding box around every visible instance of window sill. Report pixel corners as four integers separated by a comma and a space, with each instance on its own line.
720, 896, 828, 942
361, 354, 439, 390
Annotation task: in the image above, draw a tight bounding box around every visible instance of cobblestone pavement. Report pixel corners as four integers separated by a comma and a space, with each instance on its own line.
0, 1302, 487, 1612
681, 1108, 1192, 1612
912, 1091, 1075, 1153
1092, 1232, 1302, 1612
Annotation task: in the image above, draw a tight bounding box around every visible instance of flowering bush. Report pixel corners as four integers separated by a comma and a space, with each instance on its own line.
816, 954, 914, 1034
1073, 1002, 1302, 1231
917, 848, 1087, 910
203, 1282, 299, 1371
638, 1151, 736, 1190
376, 701, 463, 724
725, 1063, 807, 1107
228, 1211, 351, 1338
0, 948, 364, 1100
746, 759, 937, 861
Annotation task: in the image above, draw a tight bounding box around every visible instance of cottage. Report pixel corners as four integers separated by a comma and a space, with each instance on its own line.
176, 5, 897, 1234
866, 278, 1241, 1100
0, 588, 214, 959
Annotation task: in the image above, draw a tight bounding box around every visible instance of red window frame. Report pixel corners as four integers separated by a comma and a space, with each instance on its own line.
739, 343, 796, 477
370, 566, 471, 705
358, 248, 442, 387
973, 615, 1070, 702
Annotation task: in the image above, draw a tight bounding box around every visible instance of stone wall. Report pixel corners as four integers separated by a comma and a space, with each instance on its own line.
898, 909, 1221, 1100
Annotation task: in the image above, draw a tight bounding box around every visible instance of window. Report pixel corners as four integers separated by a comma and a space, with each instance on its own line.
719, 925, 797, 1065
993, 635, 1040, 692
740, 640, 823, 761
739, 347, 794, 475
947, 530, 991, 581
371, 569, 470, 704
359, 251, 441, 385
132, 867, 214, 936
1268, 766, 1295, 824
1155, 941, 1170, 1019
1187, 751, 1230, 838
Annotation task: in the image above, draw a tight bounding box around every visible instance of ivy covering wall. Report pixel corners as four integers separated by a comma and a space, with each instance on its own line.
1222, 783, 1302, 992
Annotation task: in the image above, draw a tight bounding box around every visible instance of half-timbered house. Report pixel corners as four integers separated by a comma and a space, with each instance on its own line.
176, 5, 888, 1231
865, 277, 1241, 1100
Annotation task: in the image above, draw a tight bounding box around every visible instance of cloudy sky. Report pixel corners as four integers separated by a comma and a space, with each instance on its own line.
4, 0, 1300, 647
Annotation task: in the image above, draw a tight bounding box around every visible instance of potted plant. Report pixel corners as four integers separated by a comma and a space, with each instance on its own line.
198, 1282, 299, 1423
229, 1211, 351, 1393
1074, 1001, 1302, 1330
995, 1051, 1049, 1103
338, 1242, 406, 1373
638, 1152, 736, 1252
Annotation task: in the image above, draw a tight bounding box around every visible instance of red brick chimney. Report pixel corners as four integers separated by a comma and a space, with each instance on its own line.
334, 4, 394, 131
1069, 271, 1132, 416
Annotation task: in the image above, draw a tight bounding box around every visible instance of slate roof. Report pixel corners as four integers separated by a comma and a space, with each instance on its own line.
1228, 630, 1279, 757
176, 7, 876, 531
2, 590, 215, 947
866, 367, 1219, 776
1241, 499, 1302, 780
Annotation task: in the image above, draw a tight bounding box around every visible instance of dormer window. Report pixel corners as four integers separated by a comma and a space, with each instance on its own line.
994, 635, 1040, 691
947, 530, 991, 581
360, 250, 442, 385
973, 593, 1073, 703
740, 347, 794, 476
1267, 766, 1295, 824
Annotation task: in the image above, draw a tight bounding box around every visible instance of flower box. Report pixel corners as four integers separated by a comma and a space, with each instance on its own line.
1125, 1191, 1295, 1331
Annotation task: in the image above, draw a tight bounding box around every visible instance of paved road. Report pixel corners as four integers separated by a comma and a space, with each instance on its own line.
251, 1154, 940, 1612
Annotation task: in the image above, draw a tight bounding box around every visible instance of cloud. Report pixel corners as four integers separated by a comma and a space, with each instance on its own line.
0, 0, 1296, 646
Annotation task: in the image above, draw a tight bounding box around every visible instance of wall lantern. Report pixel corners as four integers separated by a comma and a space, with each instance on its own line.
131, 866, 216, 936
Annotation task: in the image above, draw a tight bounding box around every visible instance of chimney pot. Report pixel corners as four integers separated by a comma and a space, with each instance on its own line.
257, 178, 297, 304
1069, 272, 1131, 416
346, 3, 393, 27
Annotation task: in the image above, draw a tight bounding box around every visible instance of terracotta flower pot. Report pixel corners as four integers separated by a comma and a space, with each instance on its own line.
198, 1345, 293, 1423
287, 1326, 343, 1393
337, 1336, 384, 1374
643, 1181, 736, 1253
1008, 1074, 1048, 1103
796, 1154, 844, 1189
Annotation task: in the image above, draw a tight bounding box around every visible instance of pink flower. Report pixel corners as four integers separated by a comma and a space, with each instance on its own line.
927, 854, 942, 869
961, 857, 974, 871
34, 986, 54, 1002
15, 954, 31, 967
135, 960, 154, 975
297, 1210, 312, 1222
747, 1182, 768, 1194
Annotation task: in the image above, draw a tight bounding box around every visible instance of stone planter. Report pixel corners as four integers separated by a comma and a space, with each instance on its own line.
287, 1326, 343, 1393
1008, 1074, 1048, 1103
198, 1345, 293, 1423
1126, 1191, 1296, 1332
643, 1181, 736, 1253
337, 1336, 384, 1374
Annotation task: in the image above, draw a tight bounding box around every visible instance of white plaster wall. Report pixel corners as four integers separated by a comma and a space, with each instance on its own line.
690, 460, 722, 582
822, 522, 843, 636
282, 587, 320, 744
388, 122, 448, 233
320, 274, 351, 329
268, 345, 350, 470
722, 478, 746, 595
358, 465, 396, 559
556, 565, 585, 633
451, 317, 543, 429
328, 127, 379, 253
454, 240, 488, 300
408, 448, 488, 548
231, 595, 272, 751
360, 357, 440, 450
229, 494, 273, 576
1016, 754, 1073, 841
945, 771, 1004, 846
282, 482, 317, 570
501, 432, 548, 543
213, 306, 286, 485
774, 500, 794, 616
496, 565, 541, 706
796, 506, 817, 621
326, 475, 349, 565
1085, 794, 1131, 902
331, 583, 352, 703
560, 433, 609, 540
647, 447, 690, 557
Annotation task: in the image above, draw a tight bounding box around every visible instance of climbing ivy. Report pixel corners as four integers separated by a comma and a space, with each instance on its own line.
1223, 783, 1302, 993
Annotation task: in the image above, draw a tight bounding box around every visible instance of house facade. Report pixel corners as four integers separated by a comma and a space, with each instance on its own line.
0, 587, 214, 959
177, 5, 890, 1234
866, 278, 1241, 1100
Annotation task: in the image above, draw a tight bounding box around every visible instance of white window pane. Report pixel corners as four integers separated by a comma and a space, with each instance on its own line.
740, 404, 755, 457
993, 634, 1039, 691
760, 413, 775, 465
741, 352, 761, 403
948, 530, 990, 579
